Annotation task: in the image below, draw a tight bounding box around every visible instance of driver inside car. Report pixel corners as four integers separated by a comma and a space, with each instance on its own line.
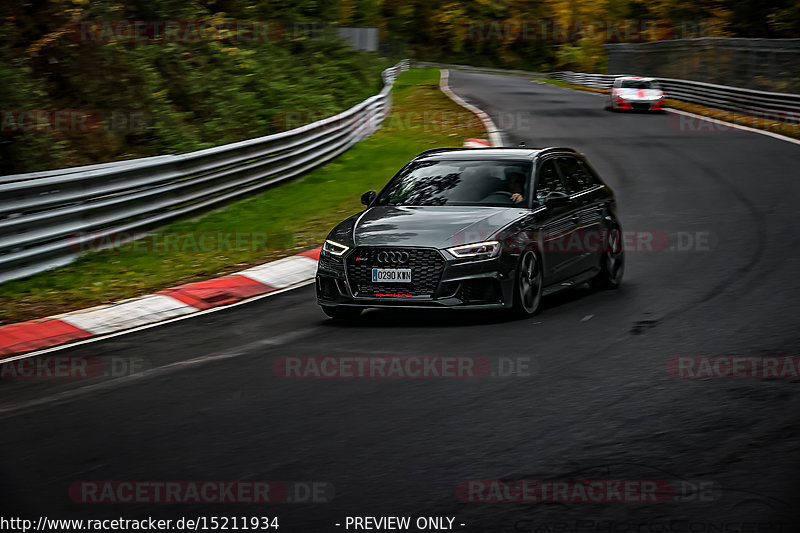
506, 170, 526, 203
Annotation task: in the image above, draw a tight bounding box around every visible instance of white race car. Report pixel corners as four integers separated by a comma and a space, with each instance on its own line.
606, 77, 665, 112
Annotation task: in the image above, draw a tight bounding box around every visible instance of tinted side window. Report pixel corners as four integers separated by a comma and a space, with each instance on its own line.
557, 157, 599, 193
577, 160, 602, 188
535, 159, 566, 204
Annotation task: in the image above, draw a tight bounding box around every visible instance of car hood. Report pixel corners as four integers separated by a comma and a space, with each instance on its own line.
342, 205, 529, 249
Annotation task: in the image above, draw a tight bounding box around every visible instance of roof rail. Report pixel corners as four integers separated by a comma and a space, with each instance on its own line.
538, 146, 578, 155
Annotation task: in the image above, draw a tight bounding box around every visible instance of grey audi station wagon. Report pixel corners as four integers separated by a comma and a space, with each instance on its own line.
316, 147, 624, 319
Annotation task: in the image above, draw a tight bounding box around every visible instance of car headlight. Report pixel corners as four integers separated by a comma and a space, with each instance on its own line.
323, 239, 349, 257
447, 241, 501, 259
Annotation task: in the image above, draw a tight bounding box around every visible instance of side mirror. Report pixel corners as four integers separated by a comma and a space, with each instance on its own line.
543, 191, 571, 208
361, 190, 377, 206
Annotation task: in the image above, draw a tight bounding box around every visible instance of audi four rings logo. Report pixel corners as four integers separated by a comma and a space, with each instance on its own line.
377, 251, 410, 264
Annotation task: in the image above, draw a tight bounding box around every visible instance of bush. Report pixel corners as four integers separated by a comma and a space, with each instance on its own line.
0, 11, 389, 174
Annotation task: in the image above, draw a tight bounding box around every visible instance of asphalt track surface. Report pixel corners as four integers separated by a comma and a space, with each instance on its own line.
2, 71, 800, 531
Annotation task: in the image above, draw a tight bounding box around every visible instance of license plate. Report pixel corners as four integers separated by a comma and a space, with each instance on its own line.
372, 268, 412, 283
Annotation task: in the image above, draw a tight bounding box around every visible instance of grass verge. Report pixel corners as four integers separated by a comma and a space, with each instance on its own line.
0, 68, 485, 325
535, 78, 606, 94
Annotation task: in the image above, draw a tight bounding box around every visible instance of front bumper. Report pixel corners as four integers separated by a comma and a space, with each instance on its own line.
615, 98, 664, 111
316, 247, 518, 310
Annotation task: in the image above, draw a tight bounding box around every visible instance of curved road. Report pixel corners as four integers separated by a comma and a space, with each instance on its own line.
2, 71, 800, 531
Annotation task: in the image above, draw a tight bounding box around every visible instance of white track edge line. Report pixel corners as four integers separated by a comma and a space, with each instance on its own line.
2, 279, 316, 363
440, 69, 505, 147
665, 108, 800, 147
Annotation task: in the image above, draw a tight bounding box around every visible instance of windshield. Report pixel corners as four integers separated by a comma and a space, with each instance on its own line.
375, 160, 532, 207
620, 79, 661, 90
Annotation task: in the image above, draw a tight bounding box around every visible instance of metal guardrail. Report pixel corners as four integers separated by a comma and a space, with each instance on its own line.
550, 71, 800, 117
549, 72, 619, 90
0, 60, 409, 284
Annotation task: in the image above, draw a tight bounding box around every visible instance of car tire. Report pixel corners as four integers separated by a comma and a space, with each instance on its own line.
512, 251, 543, 317
590, 226, 625, 290
321, 305, 362, 321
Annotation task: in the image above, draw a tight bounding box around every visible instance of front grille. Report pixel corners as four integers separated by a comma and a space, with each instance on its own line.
345, 247, 445, 297
632, 102, 652, 111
